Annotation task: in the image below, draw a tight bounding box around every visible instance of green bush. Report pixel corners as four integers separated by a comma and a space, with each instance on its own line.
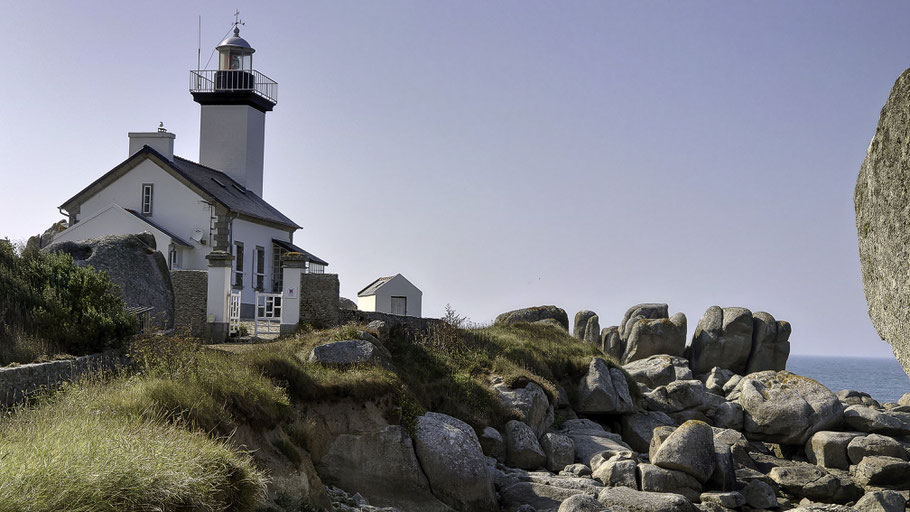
0, 240, 135, 359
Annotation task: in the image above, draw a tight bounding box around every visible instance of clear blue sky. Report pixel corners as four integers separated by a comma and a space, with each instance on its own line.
1, 2, 907, 358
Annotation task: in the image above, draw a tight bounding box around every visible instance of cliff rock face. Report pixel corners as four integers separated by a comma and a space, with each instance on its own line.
855, 68, 910, 379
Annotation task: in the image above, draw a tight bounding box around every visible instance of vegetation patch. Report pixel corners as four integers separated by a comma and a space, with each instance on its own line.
0, 381, 266, 512
0, 240, 134, 364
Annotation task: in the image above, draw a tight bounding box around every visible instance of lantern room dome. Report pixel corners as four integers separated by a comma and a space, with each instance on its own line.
217, 27, 255, 53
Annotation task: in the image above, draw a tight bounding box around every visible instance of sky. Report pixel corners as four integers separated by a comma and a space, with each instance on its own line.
1, 1, 908, 358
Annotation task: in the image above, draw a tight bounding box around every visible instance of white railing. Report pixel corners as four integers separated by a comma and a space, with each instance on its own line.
254, 291, 282, 337
228, 291, 242, 336
190, 69, 277, 104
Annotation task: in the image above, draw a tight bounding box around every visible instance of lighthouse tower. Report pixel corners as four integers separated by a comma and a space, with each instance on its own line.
190, 18, 277, 197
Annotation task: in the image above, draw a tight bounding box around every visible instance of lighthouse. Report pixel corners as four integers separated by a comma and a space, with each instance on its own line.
190, 18, 277, 197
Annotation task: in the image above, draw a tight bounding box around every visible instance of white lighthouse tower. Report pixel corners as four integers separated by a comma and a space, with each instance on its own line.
190, 17, 277, 197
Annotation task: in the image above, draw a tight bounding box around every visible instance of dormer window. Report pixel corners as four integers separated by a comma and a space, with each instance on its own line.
141, 184, 153, 215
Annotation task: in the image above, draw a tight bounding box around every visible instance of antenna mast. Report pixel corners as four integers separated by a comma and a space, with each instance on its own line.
197, 15, 202, 70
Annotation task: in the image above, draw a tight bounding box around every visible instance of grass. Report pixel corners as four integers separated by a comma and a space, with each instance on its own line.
0, 379, 267, 512
0, 320, 627, 511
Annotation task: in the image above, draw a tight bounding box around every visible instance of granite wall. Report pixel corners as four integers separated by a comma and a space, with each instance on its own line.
171, 270, 208, 338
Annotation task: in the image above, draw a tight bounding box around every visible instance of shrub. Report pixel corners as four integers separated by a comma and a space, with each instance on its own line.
0, 240, 135, 359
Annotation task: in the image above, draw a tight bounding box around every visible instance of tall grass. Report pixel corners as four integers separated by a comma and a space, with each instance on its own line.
0, 381, 267, 511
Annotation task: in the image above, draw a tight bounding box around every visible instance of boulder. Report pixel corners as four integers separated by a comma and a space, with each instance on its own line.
769, 464, 861, 504
601, 326, 623, 361
622, 313, 687, 364
637, 463, 701, 502
564, 428, 633, 468
574, 310, 600, 346
687, 306, 754, 375
651, 420, 716, 484
844, 405, 910, 436
500, 482, 584, 511
648, 425, 676, 462
496, 305, 569, 331
558, 494, 607, 512
644, 379, 721, 414
746, 312, 791, 373
25, 220, 68, 253
366, 320, 389, 341
413, 412, 496, 512
854, 489, 907, 512
700, 491, 745, 509
854, 68, 910, 380
623, 355, 693, 389
338, 297, 357, 310
740, 480, 778, 509
479, 427, 505, 461
848, 434, 908, 464
709, 401, 744, 431
837, 389, 881, 408
576, 358, 635, 414
900, 392, 910, 407
317, 425, 451, 511
308, 339, 392, 370
703, 367, 735, 395
540, 433, 575, 473
494, 381, 553, 437
43, 232, 174, 328
560, 464, 592, 477
620, 303, 670, 342
592, 455, 638, 489
805, 431, 864, 470
729, 370, 843, 445
597, 485, 696, 512
853, 456, 910, 489
504, 420, 546, 470
619, 411, 676, 453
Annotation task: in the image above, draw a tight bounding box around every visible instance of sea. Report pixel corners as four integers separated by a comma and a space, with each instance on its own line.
787, 354, 910, 404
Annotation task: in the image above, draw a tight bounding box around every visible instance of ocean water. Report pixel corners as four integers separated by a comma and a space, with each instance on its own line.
786, 354, 910, 404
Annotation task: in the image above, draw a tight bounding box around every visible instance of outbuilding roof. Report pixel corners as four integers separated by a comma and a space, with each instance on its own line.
60, 146, 300, 230
124, 209, 193, 247
357, 275, 398, 297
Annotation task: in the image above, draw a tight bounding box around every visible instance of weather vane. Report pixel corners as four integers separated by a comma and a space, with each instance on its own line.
233, 10, 244, 31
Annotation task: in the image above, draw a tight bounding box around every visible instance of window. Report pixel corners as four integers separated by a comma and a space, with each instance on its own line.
309, 263, 325, 274
233, 241, 244, 288
255, 246, 265, 290
168, 246, 178, 270
141, 184, 153, 215
272, 244, 285, 292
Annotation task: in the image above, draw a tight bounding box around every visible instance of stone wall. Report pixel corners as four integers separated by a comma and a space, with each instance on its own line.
339, 309, 444, 334
0, 351, 124, 406
171, 270, 208, 338
300, 273, 341, 328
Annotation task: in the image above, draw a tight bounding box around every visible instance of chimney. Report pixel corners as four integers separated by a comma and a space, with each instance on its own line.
129, 126, 176, 160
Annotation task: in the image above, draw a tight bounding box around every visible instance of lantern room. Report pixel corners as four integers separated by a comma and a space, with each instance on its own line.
217, 27, 255, 71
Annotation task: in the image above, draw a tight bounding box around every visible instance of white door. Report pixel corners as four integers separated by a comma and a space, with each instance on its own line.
391, 296, 407, 316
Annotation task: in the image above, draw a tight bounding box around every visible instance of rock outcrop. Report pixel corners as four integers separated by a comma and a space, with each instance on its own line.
688, 306, 753, 375
43, 232, 174, 329
495, 305, 569, 331
413, 412, 496, 512
576, 358, 635, 414
855, 67, 910, 379
728, 370, 843, 445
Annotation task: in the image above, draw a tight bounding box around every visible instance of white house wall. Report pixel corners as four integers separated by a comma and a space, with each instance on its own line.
75, 159, 214, 270
54, 205, 173, 255
230, 217, 292, 307
357, 295, 376, 312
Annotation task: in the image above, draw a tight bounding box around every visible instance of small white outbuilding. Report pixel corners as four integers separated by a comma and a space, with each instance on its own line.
357, 274, 422, 317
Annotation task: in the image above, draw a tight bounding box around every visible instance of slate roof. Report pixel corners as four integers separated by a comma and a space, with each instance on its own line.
124, 208, 193, 247
272, 238, 329, 266
60, 146, 300, 230
357, 275, 398, 297
171, 156, 299, 229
